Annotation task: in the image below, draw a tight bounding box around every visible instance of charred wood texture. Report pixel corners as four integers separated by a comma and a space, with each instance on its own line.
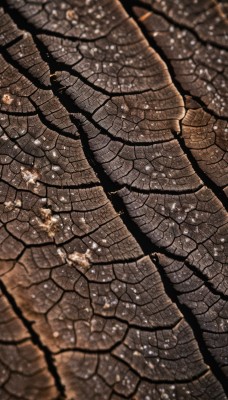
0, 0, 227, 399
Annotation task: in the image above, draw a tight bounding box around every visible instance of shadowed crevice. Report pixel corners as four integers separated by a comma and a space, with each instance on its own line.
0, 41, 51, 90
119, 1, 228, 211
172, 131, 228, 211
0, 279, 66, 399
120, 0, 228, 52
0, 337, 29, 345
150, 254, 228, 393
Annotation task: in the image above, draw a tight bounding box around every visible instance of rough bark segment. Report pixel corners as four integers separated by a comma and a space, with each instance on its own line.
133, 4, 228, 117
83, 121, 202, 192
55, 351, 223, 400
182, 108, 228, 194
138, 0, 228, 48
131, 3, 228, 195
0, 0, 227, 399
157, 254, 228, 376
0, 290, 58, 400
120, 187, 227, 293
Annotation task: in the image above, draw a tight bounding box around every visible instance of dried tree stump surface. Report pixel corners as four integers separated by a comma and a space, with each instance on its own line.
0, 0, 227, 399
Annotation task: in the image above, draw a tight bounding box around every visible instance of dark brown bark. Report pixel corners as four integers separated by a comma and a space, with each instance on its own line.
0, 1, 227, 398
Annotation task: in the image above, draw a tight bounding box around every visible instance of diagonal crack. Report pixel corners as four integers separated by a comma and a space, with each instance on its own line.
0, 279, 66, 399
119, 0, 228, 211
119, 0, 228, 52
150, 253, 228, 392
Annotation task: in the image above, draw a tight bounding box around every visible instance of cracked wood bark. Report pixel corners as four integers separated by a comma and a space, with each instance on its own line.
0, 0, 227, 399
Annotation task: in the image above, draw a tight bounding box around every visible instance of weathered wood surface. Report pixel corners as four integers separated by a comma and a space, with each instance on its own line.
0, 0, 227, 399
